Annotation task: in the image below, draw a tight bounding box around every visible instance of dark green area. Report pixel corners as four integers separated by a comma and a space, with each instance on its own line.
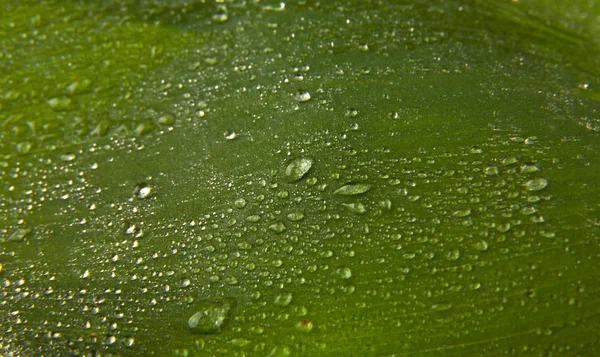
1, 0, 600, 356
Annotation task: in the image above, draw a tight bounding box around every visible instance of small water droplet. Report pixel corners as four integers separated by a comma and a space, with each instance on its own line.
447, 248, 460, 261
47, 97, 72, 110
295, 90, 311, 102
379, 199, 392, 210
224, 131, 237, 140
475, 240, 489, 251
60, 153, 77, 161
157, 114, 175, 126
295, 319, 314, 332
212, 6, 229, 23
133, 182, 152, 199
453, 208, 471, 217
345, 109, 358, 117
342, 202, 367, 214
484, 166, 499, 176
268, 345, 291, 357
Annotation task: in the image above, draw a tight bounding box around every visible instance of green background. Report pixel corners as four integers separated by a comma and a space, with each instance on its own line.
1, 0, 599, 356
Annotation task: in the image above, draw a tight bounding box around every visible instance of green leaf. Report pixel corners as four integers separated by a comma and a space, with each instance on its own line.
2, 1, 600, 356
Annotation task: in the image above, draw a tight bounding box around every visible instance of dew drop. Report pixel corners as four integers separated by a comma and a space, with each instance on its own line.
285, 157, 314, 182
234, 198, 247, 209
274, 293, 293, 306
484, 166, 499, 176
133, 182, 152, 199
224, 131, 237, 140
334, 183, 371, 195
187, 298, 235, 334
523, 178, 548, 191
269, 222, 287, 233
345, 109, 358, 117
520, 164, 540, 174
342, 202, 367, 214
286, 212, 305, 221
295, 90, 311, 102
296, 319, 314, 332
336, 267, 352, 279
446, 248, 461, 261
6, 228, 31, 242
157, 114, 175, 126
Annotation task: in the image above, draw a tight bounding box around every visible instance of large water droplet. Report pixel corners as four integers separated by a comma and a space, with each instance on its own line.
285, 157, 314, 182
523, 178, 548, 191
274, 293, 293, 306
334, 183, 371, 195
187, 298, 236, 334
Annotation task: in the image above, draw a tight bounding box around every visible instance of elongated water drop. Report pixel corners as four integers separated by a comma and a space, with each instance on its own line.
334, 183, 371, 195
523, 178, 548, 191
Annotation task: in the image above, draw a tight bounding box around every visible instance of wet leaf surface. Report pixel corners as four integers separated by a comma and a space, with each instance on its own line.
1, 1, 600, 356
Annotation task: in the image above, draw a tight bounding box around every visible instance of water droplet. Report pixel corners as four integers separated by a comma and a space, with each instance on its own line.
268, 345, 291, 357
5, 228, 31, 242
224, 131, 237, 140
345, 109, 358, 117
484, 166, 499, 176
246, 215, 261, 223
212, 6, 229, 23
60, 153, 77, 161
295, 90, 311, 102
269, 222, 286, 233
187, 298, 236, 334
336, 267, 352, 279
234, 198, 247, 209
295, 319, 314, 332
66, 78, 92, 95
16, 142, 32, 154
47, 97, 72, 110
523, 178, 548, 191
134, 123, 155, 136
520, 164, 540, 174
431, 302, 453, 311
334, 183, 371, 195
157, 114, 175, 126
342, 202, 367, 214
379, 199, 392, 210
124, 337, 135, 347
124, 222, 137, 235
286, 212, 305, 221
453, 208, 471, 217
274, 293, 293, 306
475, 240, 489, 251
229, 338, 250, 347
521, 206, 537, 215
133, 182, 152, 199
446, 248, 461, 261
285, 157, 314, 182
